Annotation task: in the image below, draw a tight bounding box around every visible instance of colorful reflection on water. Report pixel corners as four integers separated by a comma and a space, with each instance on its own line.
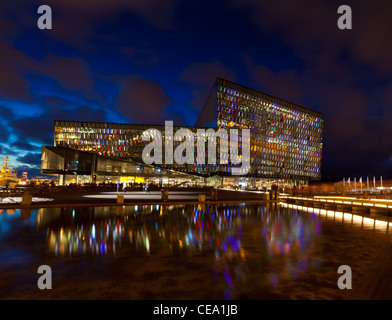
0, 203, 391, 299
37, 205, 321, 259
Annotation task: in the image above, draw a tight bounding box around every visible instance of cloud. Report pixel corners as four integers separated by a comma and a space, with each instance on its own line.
243, 54, 304, 106
180, 60, 236, 110
180, 60, 236, 87
10, 141, 38, 152
38, 56, 97, 98
0, 105, 16, 120
230, 0, 392, 73
0, 39, 36, 101
0, 39, 97, 103
15, 0, 180, 51
51, 0, 180, 29
16, 152, 42, 167
9, 104, 108, 145
0, 146, 18, 157
116, 75, 171, 124
0, 130, 10, 143
119, 47, 160, 66
347, 1, 392, 73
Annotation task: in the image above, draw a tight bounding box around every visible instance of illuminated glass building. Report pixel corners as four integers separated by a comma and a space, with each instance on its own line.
196, 78, 324, 181
42, 123, 217, 185
41, 78, 323, 187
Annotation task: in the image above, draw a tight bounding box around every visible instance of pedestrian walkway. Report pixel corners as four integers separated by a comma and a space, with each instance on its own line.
0, 188, 277, 209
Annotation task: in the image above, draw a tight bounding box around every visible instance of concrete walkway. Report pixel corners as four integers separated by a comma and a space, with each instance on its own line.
0, 188, 276, 209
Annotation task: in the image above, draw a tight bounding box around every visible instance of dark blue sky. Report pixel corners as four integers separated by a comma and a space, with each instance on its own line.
1, 0, 392, 180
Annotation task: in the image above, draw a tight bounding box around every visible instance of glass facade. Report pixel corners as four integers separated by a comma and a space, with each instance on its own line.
53, 123, 217, 177
196, 78, 324, 180
41, 145, 200, 185
43, 78, 323, 184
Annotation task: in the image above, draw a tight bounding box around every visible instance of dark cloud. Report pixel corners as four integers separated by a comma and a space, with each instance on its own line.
0, 105, 14, 120
0, 106, 13, 142
23, 0, 179, 50
243, 54, 304, 106
0, 40, 35, 101
49, 0, 180, 30
0, 0, 180, 51
9, 105, 108, 145
38, 56, 97, 98
10, 140, 37, 152
17, 152, 42, 167
231, 0, 392, 73
119, 47, 161, 66
180, 61, 236, 111
0, 129, 10, 143
0, 38, 97, 103
116, 75, 171, 124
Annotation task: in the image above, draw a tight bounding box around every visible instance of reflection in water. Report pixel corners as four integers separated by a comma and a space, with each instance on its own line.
1, 202, 391, 299
262, 207, 321, 288
36, 203, 323, 296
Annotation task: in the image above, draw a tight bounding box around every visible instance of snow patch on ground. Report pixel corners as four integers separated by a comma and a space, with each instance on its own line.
0, 197, 54, 203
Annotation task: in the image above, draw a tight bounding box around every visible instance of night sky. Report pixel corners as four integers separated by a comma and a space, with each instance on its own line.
1, 0, 391, 181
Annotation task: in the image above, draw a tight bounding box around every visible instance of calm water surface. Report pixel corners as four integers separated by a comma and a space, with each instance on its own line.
1, 203, 391, 299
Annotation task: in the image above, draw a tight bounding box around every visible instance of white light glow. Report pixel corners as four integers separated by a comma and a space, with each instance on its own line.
335, 212, 343, 220
352, 215, 363, 224
363, 217, 375, 227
